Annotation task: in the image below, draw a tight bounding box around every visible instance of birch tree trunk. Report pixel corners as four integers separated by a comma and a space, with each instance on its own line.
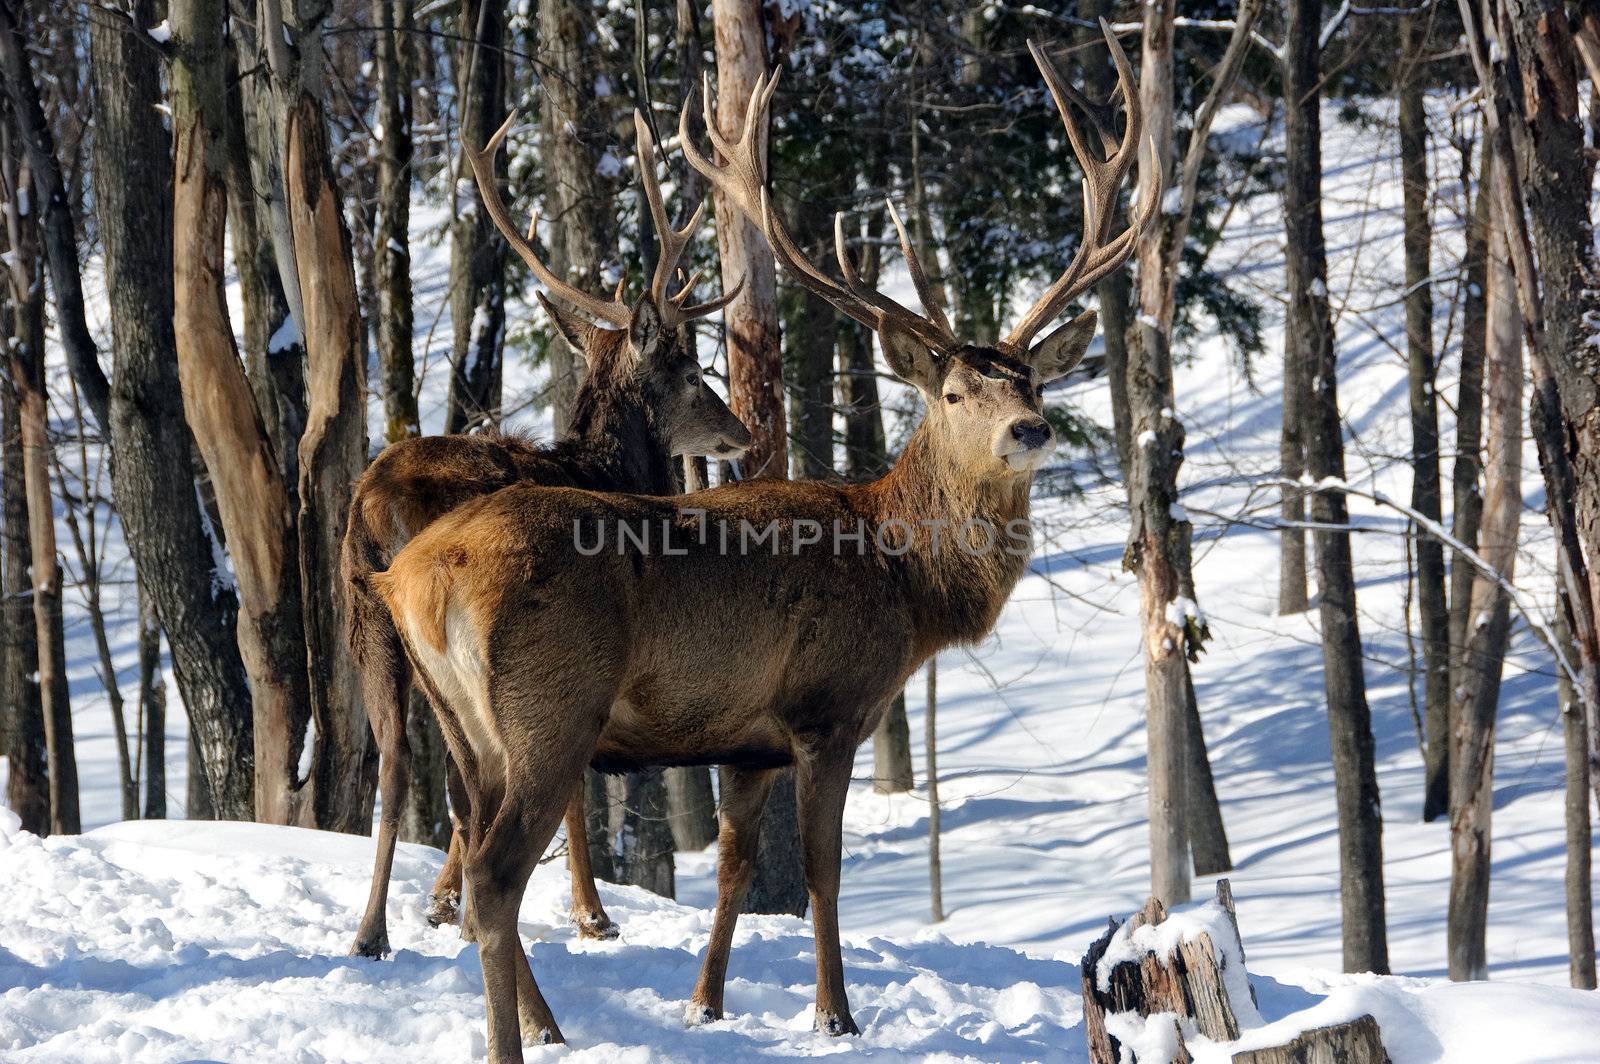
1288, 0, 1388, 974
1446, 196, 1520, 982
1399, 13, 1451, 826
444, 0, 507, 433
709, 0, 804, 916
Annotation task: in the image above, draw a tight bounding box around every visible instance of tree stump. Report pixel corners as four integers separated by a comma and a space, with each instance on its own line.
1080, 880, 1387, 1064
1233, 1015, 1388, 1064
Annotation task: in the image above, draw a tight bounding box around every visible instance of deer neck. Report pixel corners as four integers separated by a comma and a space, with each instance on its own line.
864, 423, 1034, 649
560, 377, 676, 495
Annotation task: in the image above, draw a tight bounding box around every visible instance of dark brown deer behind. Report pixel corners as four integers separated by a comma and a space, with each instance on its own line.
344, 111, 750, 961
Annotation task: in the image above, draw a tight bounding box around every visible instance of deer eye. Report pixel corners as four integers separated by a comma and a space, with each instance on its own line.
943, 393, 962, 405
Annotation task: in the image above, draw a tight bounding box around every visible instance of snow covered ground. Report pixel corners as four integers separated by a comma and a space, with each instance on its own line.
2, 100, 1596, 1060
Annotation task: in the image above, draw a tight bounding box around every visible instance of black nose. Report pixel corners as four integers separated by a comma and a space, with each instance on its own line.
1011, 419, 1051, 450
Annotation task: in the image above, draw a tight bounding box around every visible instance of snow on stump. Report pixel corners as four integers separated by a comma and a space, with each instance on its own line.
1079, 880, 1387, 1064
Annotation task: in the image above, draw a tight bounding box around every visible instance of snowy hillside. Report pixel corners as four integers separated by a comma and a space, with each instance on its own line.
1, 94, 1595, 1061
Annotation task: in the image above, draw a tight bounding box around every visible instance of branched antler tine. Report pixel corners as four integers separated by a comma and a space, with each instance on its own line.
1102, 17, 1141, 167
671, 267, 706, 305
886, 199, 954, 341
677, 272, 746, 319
1003, 29, 1153, 352
464, 110, 630, 328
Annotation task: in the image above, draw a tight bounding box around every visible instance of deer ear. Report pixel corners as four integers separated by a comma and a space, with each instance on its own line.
878, 317, 941, 391
537, 291, 596, 367
1030, 309, 1097, 383
629, 297, 668, 362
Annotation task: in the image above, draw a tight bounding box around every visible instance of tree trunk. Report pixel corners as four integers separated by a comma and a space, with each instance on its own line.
710, 0, 804, 915
1127, 0, 1191, 908
664, 766, 718, 851
1287, 0, 1388, 974
1557, 611, 1597, 989
1446, 193, 1520, 982
172, 0, 310, 825
617, 768, 675, 899
224, 43, 306, 490
0, 0, 110, 434
375, 0, 418, 445
1491, 0, 1600, 820
137, 589, 166, 820
1399, 14, 1451, 826
1, 374, 47, 834
538, 0, 617, 436
88, 0, 256, 820
266, 0, 376, 834
1448, 146, 1489, 777
709, 0, 786, 481
927, 657, 944, 923
444, 0, 507, 433
2, 130, 77, 835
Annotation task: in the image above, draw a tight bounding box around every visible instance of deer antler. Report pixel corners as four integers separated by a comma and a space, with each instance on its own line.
466, 111, 742, 331
681, 70, 959, 354
1003, 24, 1159, 352
631, 110, 745, 328
463, 112, 632, 328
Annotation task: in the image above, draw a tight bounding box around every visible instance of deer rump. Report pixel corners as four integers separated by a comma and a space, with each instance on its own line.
374, 478, 961, 779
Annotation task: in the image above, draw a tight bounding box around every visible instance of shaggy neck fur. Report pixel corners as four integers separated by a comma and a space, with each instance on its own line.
860, 419, 1034, 651
541, 344, 676, 496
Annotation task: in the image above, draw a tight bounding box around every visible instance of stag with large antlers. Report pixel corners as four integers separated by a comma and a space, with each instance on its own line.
374, 26, 1152, 1058
344, 110, 750, 961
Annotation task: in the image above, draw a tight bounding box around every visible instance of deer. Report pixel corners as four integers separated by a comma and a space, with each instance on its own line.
373, 25, 1152, 1059
344, 110, 752, 961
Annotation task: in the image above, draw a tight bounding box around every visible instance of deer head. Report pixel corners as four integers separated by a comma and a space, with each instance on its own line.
464, 111, 752, 461
684, 20, 1153, 482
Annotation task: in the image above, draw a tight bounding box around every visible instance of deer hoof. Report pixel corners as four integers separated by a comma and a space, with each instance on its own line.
815, 1011, 859, 1037
425, 890, 460, 928
349, 933, 391, 961
573, 910, 619, 940
683, 1002, 720, 1027
523, 1026, 563, 1047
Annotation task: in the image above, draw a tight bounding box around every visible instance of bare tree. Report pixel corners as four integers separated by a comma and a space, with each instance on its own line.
445, 0, 508, 433
266, 0, 376, 834
539, 0, 618, 434
170, 0, 304, 824
1, 372, 46, 834
136, 591, 166, 819
375, 0, 417, 445
0, 0, 110, 433
708, 0, 805, 916
1, 121, 77, 834
1446, 191, 1520, 981
1398, 10, 1450, 825
1287, 0, 1388, 974
926, 656, 943, 923
1557, 610, 1596, 988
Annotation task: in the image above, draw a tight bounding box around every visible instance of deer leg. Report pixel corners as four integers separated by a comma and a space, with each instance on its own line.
428, 757, 469, 929
350, 640, 411, 959
797, 745, 859, 1036
686, 765, 778, 1026
563, 783, 617, 939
